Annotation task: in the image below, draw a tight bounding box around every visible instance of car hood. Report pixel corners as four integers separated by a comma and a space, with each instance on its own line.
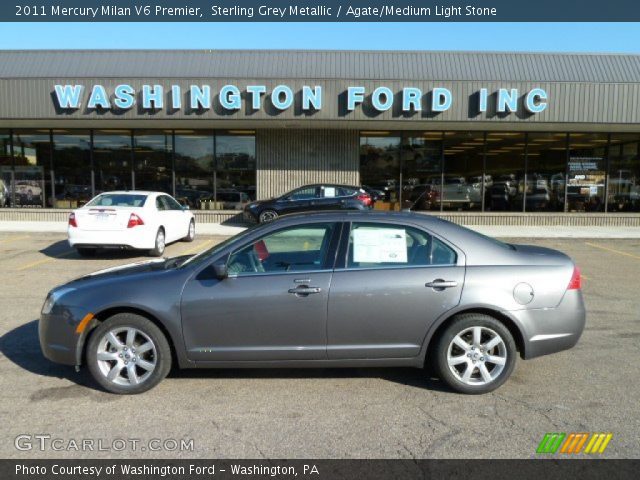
69, 258, 169, 284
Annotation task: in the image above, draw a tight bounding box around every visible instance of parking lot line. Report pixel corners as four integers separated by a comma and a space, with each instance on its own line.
16, 249, 76, 271
181, 238, 214, 256
0, 235, 29, 245
584, 241, 640, 261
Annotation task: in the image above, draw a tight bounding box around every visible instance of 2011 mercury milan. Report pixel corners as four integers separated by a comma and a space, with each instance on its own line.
39, 211, 585, 395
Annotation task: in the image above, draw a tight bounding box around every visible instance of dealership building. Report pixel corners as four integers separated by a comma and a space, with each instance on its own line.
0, 50, 639, 224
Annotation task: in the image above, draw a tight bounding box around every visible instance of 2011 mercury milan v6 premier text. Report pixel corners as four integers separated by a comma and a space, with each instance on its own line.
39, 211, 586, 394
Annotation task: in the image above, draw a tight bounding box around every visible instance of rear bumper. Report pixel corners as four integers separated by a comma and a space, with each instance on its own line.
506, 289, 586, 359
68, 226, 155, 250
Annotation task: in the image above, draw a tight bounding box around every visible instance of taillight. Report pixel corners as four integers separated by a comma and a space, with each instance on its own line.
127, 213, 144, 228
357, 193, 372, 207
568, 266, 581, 290
68, 213, 77, 228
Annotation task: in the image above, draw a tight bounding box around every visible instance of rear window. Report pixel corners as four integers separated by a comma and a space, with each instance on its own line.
87, 194, 147, 207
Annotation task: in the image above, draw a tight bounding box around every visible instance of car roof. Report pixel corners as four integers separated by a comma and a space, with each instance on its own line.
96, 191, 162, 196
270, 210, 523, 266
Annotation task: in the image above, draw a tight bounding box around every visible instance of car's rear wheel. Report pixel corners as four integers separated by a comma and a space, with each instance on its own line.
86, 313, 171, 394
149, 228, 165, 257
76, 247, 96, 257
435, 314, 516, 394
259, 209, 278, 223
182, 220, 195, 242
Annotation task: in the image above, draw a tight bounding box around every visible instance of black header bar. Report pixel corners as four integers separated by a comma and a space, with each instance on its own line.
4, 1, 640, 22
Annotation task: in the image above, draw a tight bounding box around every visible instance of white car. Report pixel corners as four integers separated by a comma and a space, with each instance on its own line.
68, 191, 195, 257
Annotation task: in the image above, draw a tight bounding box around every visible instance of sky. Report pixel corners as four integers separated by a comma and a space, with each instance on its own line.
0, 22, 638, 53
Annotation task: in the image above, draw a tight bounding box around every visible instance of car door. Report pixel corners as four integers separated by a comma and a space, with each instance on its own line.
180, 222, 341, 362
327, 221, 465, 359
163, 194, 190, 240
312, 185, 346, 211
277, 186, 320, 214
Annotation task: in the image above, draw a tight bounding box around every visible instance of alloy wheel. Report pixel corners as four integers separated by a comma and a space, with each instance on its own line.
446, 326, 507, 386
96, 327, 157, 387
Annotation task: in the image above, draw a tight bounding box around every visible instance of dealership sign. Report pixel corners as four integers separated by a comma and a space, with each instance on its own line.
53, 84, 548, 114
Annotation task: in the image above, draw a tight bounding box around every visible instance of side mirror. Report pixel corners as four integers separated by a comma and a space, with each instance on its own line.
212, 261, 228, 280
182, 205, 190, 210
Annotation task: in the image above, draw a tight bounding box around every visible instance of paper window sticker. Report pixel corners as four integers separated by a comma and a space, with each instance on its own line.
353, 228, 408, 263
324, 187, 336, 197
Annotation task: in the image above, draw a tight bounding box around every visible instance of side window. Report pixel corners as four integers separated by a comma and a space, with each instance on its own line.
289, 187, 319, 200
338, 186, 357, 197
347, 222, 457, 269
227, 223, 337, 275
165, 196, 183, 210
320, 185, 337, 198
155, 197, 166, 211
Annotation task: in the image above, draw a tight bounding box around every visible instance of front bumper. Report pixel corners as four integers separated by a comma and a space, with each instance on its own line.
506, 289, 586, 359
39, 306, 92, 366
243, 210, 258, 223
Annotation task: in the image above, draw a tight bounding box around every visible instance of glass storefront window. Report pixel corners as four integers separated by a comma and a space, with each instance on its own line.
12, 130, 51, 208
442, 132, 484, 211
484, 132, 526, 211
52, 130, 92, 208
93, 130, 132, 193
608, 134, 640, 212
175, 131, 215, 210
360, 134, 401, 210
135, 130, 173, 194
567, 133, 608, 212
402, 133, 443, 211
0, 130, 11, 208
215, 132, 256, 210
525, 133, 567, 212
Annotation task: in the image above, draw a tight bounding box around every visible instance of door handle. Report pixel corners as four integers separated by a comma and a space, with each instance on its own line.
288, 286, 322, 296
425, 279, 458, 289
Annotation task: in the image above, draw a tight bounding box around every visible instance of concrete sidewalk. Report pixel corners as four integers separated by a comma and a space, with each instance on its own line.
1, 220, 638, 238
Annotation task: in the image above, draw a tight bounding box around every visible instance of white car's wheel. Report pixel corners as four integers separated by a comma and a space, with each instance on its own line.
149, 228, 166, 257
183, 220, 195, 242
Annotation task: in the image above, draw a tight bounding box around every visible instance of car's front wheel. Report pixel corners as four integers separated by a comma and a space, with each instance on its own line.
86, 313, 172, 394
258, 209, 278, 223
435, 314, 516, 394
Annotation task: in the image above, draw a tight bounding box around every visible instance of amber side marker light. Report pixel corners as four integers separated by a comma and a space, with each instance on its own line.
75, 313, 94, 334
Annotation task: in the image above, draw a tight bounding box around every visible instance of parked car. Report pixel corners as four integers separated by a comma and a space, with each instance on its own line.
243, 184, 372, 223
174, 188, 210, 210
15, 180, 42, 206
40, 211, 585, 395
67, 191, 195, 257
428, 176, 474, 209
214, 189, 251, 211
403, 184, 439, 211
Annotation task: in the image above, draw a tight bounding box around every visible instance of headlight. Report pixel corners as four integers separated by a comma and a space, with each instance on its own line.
41, 287, 76, 315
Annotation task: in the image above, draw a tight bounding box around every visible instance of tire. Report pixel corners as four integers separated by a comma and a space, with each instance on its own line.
258, 209, 279, 223
182, 219, 195, 242
434, 313, 517, 394
148, 228, 166, 257
76, 247, 96, 258
86, 313, 172, 395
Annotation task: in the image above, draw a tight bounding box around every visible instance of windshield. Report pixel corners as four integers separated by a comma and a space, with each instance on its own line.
86, 193, 147, 207
179, 224, 261, 268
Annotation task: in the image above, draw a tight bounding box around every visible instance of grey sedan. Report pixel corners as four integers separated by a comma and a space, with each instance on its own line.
39, 211, 585, 394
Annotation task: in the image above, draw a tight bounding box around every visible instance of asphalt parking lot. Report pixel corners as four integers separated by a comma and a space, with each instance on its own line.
0, 232, 639, 459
